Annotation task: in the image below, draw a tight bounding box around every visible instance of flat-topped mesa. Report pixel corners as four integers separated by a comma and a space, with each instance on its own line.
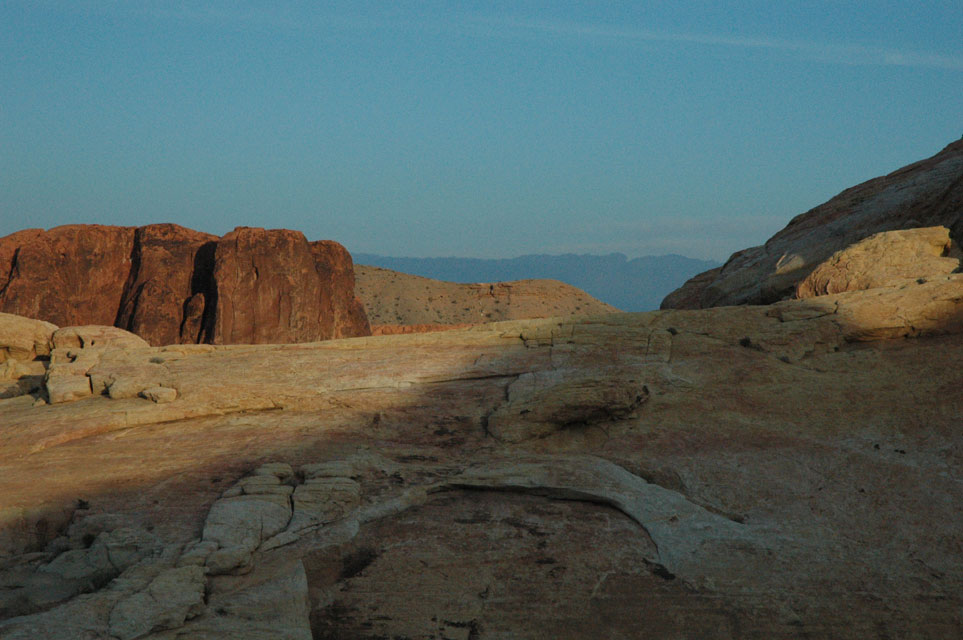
662, 138, 963, 309
0, 224, 370, 346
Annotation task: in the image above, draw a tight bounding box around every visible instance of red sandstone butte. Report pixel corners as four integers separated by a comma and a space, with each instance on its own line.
116, 224, 219, 346
0, 224, 370, 345
210, 227, 370, 344
0, 225, 135, 327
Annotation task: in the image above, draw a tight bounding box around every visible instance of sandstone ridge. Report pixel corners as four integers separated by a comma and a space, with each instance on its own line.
663, 139, 963, 308
0, 224, 370, 346
355, 264, 619, 329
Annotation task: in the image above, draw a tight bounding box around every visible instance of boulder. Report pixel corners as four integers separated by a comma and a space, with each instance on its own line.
52, 325, 150, 351
487, 369, 648, 443
0, 313, 57, 363
795, 226, 959, 298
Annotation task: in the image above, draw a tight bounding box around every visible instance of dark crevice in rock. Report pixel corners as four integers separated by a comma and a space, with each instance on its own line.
339, 546, 379, 580
0, 246, 21, 300
192, 240, 218, 344
643, 558, 676, 581
115, 230, 143, 330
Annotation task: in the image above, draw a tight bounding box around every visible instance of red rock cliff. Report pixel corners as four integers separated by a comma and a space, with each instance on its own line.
0, 224, 370, 345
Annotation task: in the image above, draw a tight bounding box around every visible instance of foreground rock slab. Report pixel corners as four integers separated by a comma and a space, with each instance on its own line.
0, 275, 962, 638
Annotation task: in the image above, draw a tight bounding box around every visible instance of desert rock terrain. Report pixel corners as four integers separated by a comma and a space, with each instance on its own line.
0, 269, 961, 637
663, 138, 963, 309
0, 140, 961, 638
354, 264, 619, 331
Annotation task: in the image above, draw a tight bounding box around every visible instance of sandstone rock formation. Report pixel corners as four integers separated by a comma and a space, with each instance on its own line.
1, 271, 962, 637
663, 139, 963, 308
355, 264, 619, 330
0, 313, 56, 363
795, 226, 960, 298
370, 322, 477, 336
116, 224, 218, 346
0, 225, 136, 327
0, 224, 370, 346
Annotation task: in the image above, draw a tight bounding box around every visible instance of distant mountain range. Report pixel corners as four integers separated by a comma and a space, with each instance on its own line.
352, 253, 720, 312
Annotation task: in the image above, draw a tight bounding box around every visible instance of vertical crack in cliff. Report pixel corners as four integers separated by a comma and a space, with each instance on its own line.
114, 228, 143, 331
192, 240, 218, 344
0, 246, 21, 299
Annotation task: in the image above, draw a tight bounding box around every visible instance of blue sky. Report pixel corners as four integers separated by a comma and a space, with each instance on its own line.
2, 1, 961, 260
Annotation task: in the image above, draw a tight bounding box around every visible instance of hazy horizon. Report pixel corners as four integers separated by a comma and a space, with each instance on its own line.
2, 2, 961, 262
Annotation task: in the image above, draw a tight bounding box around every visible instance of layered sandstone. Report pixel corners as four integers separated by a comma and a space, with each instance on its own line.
0, 224, 370, 346
355, 264, 619, 329
1, 274, 962, 638
663, 139, 963, 308
795, 226, 960, 298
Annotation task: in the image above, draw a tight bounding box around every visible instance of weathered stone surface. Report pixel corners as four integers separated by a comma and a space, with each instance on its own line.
53, 325, 150, 351
795, 226, 959, 298
165, 561, 313, 640
43, 367, 92, 404
0, 225, 136, 327
487, 369, 648, 442
664, 138, 963, 308
0, 224, 371, 346
140, 386, 177, 404
210, 228, 370, 345
108, 565, 206, 640
201, 464, 295, 575
0, 313, 57, 363
115, 224, 219, 346
1, 272, 962, 637
0, 359, 45, 400
356, 264, 620, 328
0, 526, 160, 620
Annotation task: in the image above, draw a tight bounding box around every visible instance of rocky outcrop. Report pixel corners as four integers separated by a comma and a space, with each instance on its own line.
795, 226, 959, 298
0, 225, 136, 327
209, 229, 370, 345
663, 139, 963, 308
1, 271, 962, 637
0, 224, 370, 346
0, 313, 56, 363
371, 322, 477, 335
116, 224, 219, 346
486, 369, 648, 443
310, 241, 371, 339
355, 264, 619, 329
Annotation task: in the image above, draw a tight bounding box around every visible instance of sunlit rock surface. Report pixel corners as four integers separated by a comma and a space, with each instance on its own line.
663, 139, 963, 309
0, 224, 370, 346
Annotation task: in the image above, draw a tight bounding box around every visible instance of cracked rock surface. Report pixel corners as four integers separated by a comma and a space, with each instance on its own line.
0, 274, 962, 638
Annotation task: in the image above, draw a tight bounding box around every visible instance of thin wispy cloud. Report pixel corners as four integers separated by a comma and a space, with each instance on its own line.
477, 17, 963, 71
59, 3, 963, 71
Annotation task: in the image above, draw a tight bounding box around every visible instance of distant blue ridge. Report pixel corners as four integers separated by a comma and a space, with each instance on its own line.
353, 253, 720, 312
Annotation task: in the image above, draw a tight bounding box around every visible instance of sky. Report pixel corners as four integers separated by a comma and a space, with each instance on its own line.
1, 1, 961, 261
